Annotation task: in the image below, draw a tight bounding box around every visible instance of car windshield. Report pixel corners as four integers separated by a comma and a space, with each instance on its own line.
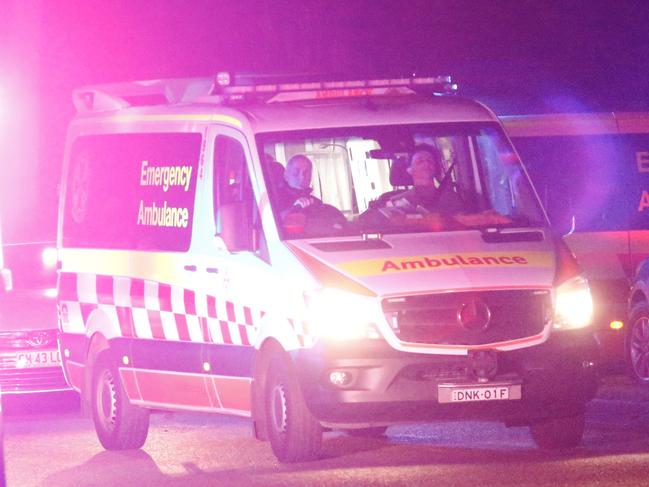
258, 123, 546, 239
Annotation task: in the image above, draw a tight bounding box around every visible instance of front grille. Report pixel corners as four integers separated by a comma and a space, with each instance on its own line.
382, 289, 551, 345
0, 329, 58, 349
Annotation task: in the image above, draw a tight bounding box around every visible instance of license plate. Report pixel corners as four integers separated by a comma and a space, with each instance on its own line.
15, 349, 62, 368
438, 383, 521, 403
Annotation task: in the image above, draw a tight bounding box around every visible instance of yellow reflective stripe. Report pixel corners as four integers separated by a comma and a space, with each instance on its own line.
339, 252, 554, 277
59, 248, 187, 283
103, 114, 243, 127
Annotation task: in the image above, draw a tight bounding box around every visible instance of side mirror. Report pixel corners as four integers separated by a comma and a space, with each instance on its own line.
552, 214, 576, 237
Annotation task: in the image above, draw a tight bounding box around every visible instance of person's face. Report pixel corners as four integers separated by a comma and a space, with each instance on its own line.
408, 150, 438, 186
285, 157, 312, 190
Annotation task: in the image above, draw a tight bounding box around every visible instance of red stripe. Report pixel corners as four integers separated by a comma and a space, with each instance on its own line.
220, 320, 232, 344
402, 331, 547, 350
116, 306, 135, 337
135, 370, 212, 408
205, 376, 220, 407
238, 325, 250, 346
119, 368, 141, 401
131, 278, 145, 308
184, 289, 196, 315
226, 301, 235, 322
96, 275, 114, 305
243, 307, 253, 326
80, 303, 94, 325
147, 310, 165, 339
175, 313, 191, 341
207, 295, 218, 318
158, 283, 172, 312
212, 377, 251, 412
199, 317, 211, 342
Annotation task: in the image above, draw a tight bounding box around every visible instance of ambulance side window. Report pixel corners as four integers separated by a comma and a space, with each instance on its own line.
213, 135, 263, 253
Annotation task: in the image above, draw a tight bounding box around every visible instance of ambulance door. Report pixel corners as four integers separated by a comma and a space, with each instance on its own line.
116, 130, 209, 411
198, 126, 272, 416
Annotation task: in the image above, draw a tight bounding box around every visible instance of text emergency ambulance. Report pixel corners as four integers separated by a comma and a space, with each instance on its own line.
56, 74, 598, 462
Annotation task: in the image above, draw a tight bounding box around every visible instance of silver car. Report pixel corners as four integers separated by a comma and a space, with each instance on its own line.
0, 241, 69, 394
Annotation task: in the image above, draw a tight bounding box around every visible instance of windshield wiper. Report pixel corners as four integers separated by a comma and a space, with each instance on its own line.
480, 226, 546, 243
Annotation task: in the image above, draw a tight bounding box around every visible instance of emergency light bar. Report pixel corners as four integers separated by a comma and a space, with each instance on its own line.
73, 72, 458, 113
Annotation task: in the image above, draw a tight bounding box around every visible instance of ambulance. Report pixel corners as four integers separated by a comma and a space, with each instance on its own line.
57, 73, 598, 462
501, 112, 649, 375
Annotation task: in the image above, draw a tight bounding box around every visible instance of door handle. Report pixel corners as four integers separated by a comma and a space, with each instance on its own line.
206, 267, 219, 274
184, 265, 197, 272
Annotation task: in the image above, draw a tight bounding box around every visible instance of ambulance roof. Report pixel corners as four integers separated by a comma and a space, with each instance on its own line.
70, 74, 499, 133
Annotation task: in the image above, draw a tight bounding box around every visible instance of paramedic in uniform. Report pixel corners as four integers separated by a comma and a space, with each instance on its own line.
383, 144, 463, 214
275, 154, 322, 218
372, 144, 513, 228
274, 154, 348, 234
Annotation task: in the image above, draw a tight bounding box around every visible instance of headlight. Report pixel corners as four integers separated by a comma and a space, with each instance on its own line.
305, 288, 381, 340
554, 275, 593, 329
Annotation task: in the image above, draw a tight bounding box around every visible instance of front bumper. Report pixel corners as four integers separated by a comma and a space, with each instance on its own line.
292, 330, 598, 427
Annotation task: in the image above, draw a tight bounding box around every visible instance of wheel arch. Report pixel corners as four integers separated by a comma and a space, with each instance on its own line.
80, 307, 122, 413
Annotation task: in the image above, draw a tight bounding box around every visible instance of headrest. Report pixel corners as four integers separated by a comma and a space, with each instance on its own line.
267, 160, 286, 186
389, 157, 413, 186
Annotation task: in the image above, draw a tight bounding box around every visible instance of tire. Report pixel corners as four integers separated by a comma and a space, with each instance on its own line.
626, 302, 649, 384
345, 426, 388, 438
530, 413, 585, 450
264, 355, 322, 462
91, 351, 150, 450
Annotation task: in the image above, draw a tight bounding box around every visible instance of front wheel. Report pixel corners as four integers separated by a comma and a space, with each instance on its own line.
92, 351, 150, 450
626, 302, 649, 384
530, 413, 584, 450
264, 355, 322, 462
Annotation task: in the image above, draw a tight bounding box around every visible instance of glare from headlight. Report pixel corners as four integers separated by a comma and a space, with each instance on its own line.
305, 288, 381, 340
554, 276, 593, 329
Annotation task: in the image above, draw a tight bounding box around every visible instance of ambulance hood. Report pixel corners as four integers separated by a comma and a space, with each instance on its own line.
287, 229, 556, 297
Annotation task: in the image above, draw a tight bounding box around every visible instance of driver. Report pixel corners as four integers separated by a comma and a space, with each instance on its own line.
276, 154, 322, 218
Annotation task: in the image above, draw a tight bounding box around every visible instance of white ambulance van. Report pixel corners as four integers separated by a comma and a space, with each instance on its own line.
502, 112, 649, 375
57, 74, 598, 462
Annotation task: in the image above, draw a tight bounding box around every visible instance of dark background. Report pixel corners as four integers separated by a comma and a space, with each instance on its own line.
2, 0, 649, 241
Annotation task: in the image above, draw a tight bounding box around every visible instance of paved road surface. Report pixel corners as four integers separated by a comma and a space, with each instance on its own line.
3, 375, 648, 487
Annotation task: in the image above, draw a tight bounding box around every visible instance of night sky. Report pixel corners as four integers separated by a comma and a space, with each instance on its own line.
38, 1, 649, 111
3, 0, 649, 240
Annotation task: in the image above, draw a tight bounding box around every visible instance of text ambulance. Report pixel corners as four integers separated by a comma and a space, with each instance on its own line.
502, 112, 649, 377
57, 74, 598, 462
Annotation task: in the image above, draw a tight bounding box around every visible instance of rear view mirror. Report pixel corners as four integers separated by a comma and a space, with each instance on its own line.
366, 149, 394, 160
552, 214, 576, 237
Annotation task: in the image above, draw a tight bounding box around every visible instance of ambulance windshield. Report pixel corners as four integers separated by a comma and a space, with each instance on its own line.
258, 123, 545, 239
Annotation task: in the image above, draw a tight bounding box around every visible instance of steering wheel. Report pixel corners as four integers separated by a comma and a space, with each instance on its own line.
282, 203, 349, 237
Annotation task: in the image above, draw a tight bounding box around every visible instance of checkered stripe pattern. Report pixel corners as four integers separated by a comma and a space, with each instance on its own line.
58, 272, 313, 347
